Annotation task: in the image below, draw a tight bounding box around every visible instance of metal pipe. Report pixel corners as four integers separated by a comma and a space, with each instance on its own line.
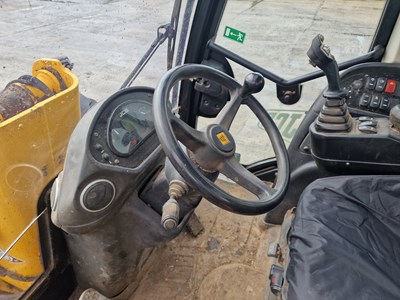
207, 41, 385, 87
0, 209, 47, 262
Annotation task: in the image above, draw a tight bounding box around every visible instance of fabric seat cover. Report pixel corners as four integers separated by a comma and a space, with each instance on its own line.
287, 176, 400, 300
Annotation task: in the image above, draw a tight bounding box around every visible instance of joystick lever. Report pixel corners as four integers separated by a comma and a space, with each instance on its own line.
307, 34, 352, 132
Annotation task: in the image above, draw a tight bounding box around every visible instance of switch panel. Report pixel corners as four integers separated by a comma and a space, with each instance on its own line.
341, 63, 400, 116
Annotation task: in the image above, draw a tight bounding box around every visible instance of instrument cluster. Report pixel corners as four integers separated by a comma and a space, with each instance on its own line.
89, 87, 159, 168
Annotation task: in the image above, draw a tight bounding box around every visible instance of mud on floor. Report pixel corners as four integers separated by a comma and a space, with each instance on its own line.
131, 180, 280, 300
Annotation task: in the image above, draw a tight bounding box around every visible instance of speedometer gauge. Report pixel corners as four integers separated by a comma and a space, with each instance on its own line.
107, 100, 154, 157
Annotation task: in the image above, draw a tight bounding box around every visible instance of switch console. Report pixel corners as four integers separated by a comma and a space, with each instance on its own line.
342, 63, 400, 116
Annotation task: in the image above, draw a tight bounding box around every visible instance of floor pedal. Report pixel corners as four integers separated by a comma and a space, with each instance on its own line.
186, 212, 204, 237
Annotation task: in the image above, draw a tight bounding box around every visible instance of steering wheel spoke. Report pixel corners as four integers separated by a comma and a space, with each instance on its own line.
170, 114, 207, 152
219, 157, 276, 199
215, 89, 242, 129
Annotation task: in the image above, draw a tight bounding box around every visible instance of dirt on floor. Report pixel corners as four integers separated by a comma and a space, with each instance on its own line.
129, 180, 280, 300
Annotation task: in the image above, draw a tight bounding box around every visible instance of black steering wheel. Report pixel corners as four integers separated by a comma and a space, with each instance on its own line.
153, 64, 289, 215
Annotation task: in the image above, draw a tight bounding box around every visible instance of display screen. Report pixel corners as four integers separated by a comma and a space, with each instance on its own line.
107, 99, 153, 156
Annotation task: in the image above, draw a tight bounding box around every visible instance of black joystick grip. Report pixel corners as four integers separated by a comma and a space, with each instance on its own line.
240, 73, 265, 97
307, 34, 352, 132
307, 34, 346, 99
307, 34, 334, 68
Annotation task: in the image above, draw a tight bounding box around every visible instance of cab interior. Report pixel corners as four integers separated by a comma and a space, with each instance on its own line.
3, 0, 400, 299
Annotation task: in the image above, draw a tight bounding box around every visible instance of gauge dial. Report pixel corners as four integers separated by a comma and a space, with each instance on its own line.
107, 100, 153, 157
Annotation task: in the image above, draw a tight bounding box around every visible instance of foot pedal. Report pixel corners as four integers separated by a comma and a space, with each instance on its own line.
186, 212, 204, 237
269, 264, 284, 296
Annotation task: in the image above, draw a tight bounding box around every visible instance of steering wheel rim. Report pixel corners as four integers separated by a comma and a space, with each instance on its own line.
153, 64, 290, 215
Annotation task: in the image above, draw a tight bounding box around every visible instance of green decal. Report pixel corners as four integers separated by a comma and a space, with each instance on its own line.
258, 110, 306, 143
223, 26, 246, 44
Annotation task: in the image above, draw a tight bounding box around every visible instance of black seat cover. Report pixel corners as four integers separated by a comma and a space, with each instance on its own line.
287, 176, 400, 300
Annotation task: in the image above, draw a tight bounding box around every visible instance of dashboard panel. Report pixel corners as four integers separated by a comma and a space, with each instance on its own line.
342, 63, 400, 116
89, 87, 159, 168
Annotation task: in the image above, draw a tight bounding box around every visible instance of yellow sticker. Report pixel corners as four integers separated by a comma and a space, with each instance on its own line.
216, 132, 230, 145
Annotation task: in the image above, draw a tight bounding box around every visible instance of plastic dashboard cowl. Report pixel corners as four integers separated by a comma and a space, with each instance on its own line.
286, 176, 400, 300
49, 87, 192, 297
51, 87, 164, 233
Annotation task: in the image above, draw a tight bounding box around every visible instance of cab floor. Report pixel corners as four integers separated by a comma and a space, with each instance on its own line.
130, 180, 280, 300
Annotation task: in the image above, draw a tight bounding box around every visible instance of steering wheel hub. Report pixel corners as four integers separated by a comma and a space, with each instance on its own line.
209, 125, 235, 153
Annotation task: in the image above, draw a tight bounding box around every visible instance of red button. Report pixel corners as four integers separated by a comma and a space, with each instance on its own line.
385, 79, 397, 93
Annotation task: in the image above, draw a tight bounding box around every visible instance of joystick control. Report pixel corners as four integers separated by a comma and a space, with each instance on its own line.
307, 34, 352, 132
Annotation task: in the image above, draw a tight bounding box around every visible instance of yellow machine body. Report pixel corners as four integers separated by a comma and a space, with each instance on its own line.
0, 59, 80, 294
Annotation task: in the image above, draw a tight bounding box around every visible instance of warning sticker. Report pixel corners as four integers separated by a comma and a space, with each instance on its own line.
216, 132, 230, 145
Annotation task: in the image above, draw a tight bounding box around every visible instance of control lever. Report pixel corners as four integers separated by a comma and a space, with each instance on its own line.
307, 35, 346, 98
240, 72, 265, 98
161, 179, 188, 230
307, 34, 352, 132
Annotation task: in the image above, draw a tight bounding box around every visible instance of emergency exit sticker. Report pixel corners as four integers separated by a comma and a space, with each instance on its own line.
224, 26, 246, 44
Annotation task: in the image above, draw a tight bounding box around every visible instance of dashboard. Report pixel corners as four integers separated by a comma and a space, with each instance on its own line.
89, 87, 159, 168
342, 63, 400, 116
52, 86, 166, 231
